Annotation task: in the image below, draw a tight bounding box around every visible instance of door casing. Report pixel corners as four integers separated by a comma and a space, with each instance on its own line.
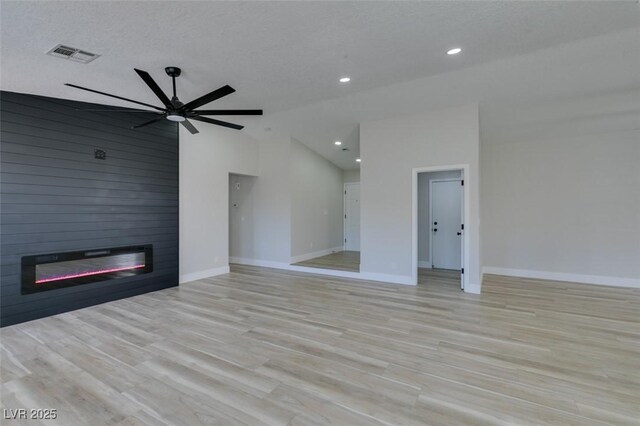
412, 164, 469, 290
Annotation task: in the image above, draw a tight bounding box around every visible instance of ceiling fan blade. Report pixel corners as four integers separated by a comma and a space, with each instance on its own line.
194, 109, 263, 116
180, 85, 235, 111
77, 108, 159, 113
180, 119, 199, 134
134, 68, 173, 109
65, 83, 165, 111
132, 117, 165, 129
191, 116, 243, 130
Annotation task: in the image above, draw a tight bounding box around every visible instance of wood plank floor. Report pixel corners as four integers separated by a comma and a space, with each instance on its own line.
1, 265, 639, 425
293, 250, 360, 272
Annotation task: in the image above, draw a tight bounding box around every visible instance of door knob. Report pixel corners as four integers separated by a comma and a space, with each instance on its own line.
433, 228, 438, 232
457, 232, 462, 235
433, 221, 438, 225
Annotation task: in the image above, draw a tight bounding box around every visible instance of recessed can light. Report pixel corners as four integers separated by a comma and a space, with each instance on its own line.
447, 48, 462, 55
356, 158, 361, 163
339, 77, 351, 83
334, 141, 342, 146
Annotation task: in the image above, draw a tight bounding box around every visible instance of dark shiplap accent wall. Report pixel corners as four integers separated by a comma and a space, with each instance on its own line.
1, 91, 179, 326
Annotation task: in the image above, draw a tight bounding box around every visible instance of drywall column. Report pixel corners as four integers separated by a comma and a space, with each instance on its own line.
360, 104, 481, 291
249, 135, 292, 264
179, 125, 259, 282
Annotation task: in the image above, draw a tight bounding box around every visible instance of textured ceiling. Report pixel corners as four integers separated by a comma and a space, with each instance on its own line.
1, 1, 639, 169
259, 26, 640, 169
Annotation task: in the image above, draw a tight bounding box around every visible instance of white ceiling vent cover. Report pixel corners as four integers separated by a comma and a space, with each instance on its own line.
46, 44, 100, 64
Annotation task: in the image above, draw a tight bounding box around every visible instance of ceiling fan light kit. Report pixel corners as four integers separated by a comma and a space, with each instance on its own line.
65, 66, 262, 134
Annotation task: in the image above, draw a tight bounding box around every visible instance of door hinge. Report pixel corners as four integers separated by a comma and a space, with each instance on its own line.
345, 238, 347, 243
461, 268, 464, 274
461, 180, 464, 186
345, 214, 347, 219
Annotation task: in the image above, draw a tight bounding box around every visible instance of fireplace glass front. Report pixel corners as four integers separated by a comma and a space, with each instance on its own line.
22, 245, 153, 294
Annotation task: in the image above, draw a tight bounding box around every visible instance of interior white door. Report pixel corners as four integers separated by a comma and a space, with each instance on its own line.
344, 183, 360, 251
431, 180, 462, 270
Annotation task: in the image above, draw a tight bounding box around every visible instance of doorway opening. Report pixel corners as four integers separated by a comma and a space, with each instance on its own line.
413, 166, 468, 290
290, 178, 360, 273
229, 173, 257, 264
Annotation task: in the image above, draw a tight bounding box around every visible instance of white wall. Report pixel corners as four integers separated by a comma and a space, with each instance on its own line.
179, 28, 639, 290
251, 136, 292, 264
179, 125, 259, 282
482, 128, 640, 285
417, 170, 462, 266
343, 170, 360, 183
290, 138, 345, 260
360, 104, 481, 290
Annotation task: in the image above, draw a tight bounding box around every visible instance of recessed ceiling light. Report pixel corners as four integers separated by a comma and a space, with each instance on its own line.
334, 141, 342, 146
356, 158, 361, 163
447, 48, 462, 55
339, 77, 351, 83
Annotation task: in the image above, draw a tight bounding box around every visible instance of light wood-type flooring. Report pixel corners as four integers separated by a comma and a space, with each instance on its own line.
1, 265, 639, 425
293, 250, 360, 272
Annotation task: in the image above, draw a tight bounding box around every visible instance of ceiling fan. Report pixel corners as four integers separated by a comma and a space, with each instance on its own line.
65, 66, 262, 133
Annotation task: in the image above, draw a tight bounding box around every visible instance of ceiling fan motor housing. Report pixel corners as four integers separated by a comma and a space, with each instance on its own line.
165, 67, 181, 77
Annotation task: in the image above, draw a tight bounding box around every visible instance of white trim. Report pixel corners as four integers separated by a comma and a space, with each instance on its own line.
230, 257, 413, 286
418, 260, 432, 269
229, 257, 289, 269
359, 271, 413, 285
290, 246, 344, 264
412, 164, 470, 291
464, 282, 481, 294
428, 178, 462, 273
482, 267, 640, 289
179, 265, 230, 284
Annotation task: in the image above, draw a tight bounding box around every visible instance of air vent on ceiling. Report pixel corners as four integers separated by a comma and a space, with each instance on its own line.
46, 44, 100, 64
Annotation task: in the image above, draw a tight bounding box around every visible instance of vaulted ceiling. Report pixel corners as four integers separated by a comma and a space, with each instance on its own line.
2, 1, 638, 169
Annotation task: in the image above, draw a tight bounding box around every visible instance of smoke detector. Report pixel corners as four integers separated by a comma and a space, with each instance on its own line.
46, 44, 100, 64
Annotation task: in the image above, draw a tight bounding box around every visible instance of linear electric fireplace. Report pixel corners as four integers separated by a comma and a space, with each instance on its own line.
22, 245, 153, 294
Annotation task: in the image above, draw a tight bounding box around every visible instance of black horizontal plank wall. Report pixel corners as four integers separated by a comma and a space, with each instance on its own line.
0, 91, 179, 326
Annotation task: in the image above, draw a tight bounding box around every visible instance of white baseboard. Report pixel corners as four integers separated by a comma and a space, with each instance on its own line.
464, 282, 481, 294
229, 257, 289, 269
418, 260, 432, 269
482, 266, 640, 289
290, 246, 344, 264
230, 257, 414, 286
359, 271, 414, 285
180, 265, 230, 284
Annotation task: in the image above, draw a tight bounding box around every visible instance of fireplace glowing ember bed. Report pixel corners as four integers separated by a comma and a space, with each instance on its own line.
21, 245, 153, 294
